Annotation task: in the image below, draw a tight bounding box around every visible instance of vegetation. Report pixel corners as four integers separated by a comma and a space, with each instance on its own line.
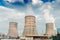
52, 34, 60, 40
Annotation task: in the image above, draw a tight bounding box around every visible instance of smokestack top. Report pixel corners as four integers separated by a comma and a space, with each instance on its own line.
10, 22, 17, 23
46, 23, 53, 24
9, 22, 17, 24
9, 22, 17, 28
46, 23, 54, 27
25, 15, 35, 18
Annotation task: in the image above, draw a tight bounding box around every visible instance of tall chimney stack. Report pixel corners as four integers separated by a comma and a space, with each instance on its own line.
7, 22, 18, 38
46, 23, 56, 36
22, 15, 38, 36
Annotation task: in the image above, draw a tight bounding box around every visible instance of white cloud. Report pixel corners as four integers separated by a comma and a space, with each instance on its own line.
32, 0, 43, 5
0, 6, 25, 22
32, 0, 39, 4
4, 0, 24, 3
0, 17, 7, 22
25, 5, 34, 16
36, 15, 41, 21
39, 3, 55, 23
56, 0, 60, 3
8, 11, 25, 19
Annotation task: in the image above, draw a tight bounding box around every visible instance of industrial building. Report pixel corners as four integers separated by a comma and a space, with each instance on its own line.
7, 22, 19, 39
22, 15, 38, 36
20, 15, 56, 40
45, 23, 57, 36
0, 15, 57, 40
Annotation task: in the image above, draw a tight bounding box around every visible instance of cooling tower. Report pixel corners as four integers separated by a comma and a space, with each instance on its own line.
7, 22, 18, 38
46, 23, 56, 36
22, 15, 38, 36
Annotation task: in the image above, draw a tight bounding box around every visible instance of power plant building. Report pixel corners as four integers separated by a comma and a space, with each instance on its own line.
0, 15, 57, 40
20, 15, 53, 40
7, 22, 18, 38
45, 23, 57, 36
22, 15, 38, 36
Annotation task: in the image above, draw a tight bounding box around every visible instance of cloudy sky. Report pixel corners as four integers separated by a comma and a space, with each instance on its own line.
0, 0, 60, 36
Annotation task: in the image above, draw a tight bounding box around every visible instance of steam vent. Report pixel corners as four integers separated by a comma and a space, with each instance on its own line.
46, 23, 56, 36
22, 15, 38, 36
7, 22, 18, 38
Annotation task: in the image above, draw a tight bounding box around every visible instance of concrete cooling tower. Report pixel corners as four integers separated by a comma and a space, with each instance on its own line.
7, 22, 18, 38
22, 15, 38, 36
46, 23, 57, 36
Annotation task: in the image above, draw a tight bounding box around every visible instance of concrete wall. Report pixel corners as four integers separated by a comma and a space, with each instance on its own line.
46, 23, 56, 36
7, 22, 18, 38
22, 16, 38, 36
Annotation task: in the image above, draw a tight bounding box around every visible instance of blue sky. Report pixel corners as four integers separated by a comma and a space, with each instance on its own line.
0, 0, 60, 36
